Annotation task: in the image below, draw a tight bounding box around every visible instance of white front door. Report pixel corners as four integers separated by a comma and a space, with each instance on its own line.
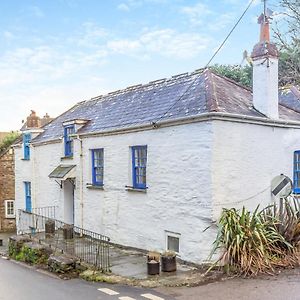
63, 180, 74, 224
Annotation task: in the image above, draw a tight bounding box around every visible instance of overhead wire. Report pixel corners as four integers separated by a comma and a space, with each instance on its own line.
151, 0, 256, 125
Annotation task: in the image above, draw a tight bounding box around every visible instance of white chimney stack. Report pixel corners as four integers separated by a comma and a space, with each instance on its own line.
251, 11, 279, 119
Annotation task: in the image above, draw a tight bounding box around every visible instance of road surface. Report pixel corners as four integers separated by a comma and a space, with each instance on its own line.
0, 257, 173, 300
159, 268, 300, 300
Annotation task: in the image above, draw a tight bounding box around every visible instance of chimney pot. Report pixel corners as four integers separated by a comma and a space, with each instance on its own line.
251, 10, 279, 119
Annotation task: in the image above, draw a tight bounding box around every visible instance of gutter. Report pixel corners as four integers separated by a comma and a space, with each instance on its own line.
77, 112, 300, 139
30, 112, 300, 146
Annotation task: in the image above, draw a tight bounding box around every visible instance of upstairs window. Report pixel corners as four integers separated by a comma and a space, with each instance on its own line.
166, 231, 180, 253
23, 133, 31, 160
64, 125, 75, 157
294, 151, 300, 194
132, 145, 147, 189
91, 149, 104, 186
5, 200, 15, 218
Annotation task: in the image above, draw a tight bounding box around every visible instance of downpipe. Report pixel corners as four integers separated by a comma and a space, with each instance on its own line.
75, 135, 84, 231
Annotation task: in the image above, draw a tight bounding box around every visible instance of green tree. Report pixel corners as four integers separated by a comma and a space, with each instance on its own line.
210, 64, 252, 88
274, 0, 300, 86
0, 132, 20, 153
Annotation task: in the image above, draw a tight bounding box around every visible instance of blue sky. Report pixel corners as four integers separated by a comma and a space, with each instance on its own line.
0, 0, 280, 130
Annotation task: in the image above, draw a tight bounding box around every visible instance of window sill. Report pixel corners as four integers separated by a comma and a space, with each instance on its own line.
21, 158, 30, 161
61, 156, 73, 160
86, 184, 104, 190
5, 216, 15, 219
125, 185, 147, 193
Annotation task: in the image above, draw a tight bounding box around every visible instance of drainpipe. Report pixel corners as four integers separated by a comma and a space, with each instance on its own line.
75, 135, 84, 229
32, 144, 36, 210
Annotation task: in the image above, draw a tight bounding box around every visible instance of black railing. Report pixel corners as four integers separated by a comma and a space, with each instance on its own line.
18, 209, 110, 272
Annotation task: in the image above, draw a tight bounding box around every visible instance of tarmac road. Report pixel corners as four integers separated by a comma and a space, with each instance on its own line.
0, 257, 173, 300
159, 267, 300, 300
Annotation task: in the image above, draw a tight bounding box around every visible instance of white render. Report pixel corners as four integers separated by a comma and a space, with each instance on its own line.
212, 120, 300, 220
14, 116, 300, 264
252, 56, 279, 119
15, 122, 214, 263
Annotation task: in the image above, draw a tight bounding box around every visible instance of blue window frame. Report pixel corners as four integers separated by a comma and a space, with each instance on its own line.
132, 145, 147, 189
64, 125, 75, 157
24, 182, 32, 212
294, 151, 300, 194
23, 133, 31, 160
91, 149, 104, 186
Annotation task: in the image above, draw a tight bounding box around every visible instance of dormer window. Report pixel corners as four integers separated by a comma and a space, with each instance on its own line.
23, 133, 31, 160
64, 125, 75, 157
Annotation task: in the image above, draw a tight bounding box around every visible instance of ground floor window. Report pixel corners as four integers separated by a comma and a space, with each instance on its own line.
165, 231, 180, 253
5, 200, 15, 218
24, 182, 32, 212
294, 151, 300, 193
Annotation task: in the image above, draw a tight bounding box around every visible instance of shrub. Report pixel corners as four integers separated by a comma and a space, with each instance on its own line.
210, 204, 295, 276
0, 132, 20, 153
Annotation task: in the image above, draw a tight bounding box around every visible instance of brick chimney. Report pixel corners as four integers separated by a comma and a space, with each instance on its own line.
41, 113, 53, 127
26, 110, 41, 128
251, 11, 279, 119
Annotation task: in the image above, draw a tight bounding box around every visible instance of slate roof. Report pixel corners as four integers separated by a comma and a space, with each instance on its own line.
33, 69, 300, 144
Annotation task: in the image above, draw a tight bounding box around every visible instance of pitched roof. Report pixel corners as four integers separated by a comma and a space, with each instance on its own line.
33, 69, 300, 144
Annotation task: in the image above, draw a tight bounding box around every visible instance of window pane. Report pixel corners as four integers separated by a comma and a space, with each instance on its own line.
167, 236, 179, 253
92, 149, 104, 184
132, 146, 147, 188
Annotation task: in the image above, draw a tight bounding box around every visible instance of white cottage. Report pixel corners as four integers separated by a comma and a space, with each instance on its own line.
14, 16, 300, 263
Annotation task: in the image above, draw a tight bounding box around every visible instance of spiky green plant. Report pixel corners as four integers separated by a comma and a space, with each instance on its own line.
262, 197, 300, 248
210, 206, 292, 275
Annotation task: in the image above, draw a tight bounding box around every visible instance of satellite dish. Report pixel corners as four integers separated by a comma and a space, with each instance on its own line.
271, 174, 292, 198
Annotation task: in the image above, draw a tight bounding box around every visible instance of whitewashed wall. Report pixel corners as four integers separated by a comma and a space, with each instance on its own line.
80, 122, 214, 263
211, 120, 300, 219
15, 121, 215, 263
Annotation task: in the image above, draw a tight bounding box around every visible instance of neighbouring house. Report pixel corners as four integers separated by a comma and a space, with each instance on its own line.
0, 138, 16, 232
0, 112, 53, 233
14, 14, 300, 263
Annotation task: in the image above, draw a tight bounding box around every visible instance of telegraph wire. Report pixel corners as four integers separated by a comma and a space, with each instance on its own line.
151, 0, 256, 126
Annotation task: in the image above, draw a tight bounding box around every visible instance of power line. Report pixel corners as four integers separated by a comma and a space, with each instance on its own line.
151, 0, 256, 125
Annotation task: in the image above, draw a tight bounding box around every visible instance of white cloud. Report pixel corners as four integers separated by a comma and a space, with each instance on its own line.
107, 29, 211, 59
74, 22, 108, 48
117, 3, 130, 11
3, 31, 15, 40
28, 6, 45, 18
107, 39, 141, 53
208, 13, 235, 31
180, 2, 213, 26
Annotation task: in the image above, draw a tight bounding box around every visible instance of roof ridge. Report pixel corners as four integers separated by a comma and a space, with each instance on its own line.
203, 69, 219, 112
81, 68, 206, 106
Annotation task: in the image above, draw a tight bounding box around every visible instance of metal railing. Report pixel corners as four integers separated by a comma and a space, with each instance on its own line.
18, 209, 110, 271
31, 206, 56, 219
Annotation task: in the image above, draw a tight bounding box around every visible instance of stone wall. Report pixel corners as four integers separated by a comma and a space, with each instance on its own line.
0, 148, 16, 232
